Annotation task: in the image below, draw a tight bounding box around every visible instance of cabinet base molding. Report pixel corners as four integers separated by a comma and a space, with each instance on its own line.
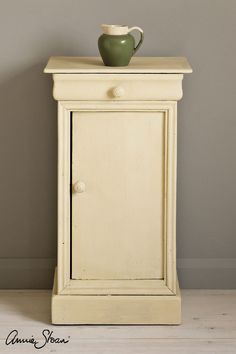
51, 272, 181, 325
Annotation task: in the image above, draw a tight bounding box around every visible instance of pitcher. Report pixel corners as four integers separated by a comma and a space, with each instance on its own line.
98, 24, 144, 66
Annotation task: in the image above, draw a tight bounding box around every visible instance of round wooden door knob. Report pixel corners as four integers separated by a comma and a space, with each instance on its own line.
112, 86, 125, 98
73, 181, 86, 193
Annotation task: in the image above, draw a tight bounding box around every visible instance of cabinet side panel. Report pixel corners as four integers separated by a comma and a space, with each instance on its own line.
166, 104, 177, 293
57, 103, 71, 293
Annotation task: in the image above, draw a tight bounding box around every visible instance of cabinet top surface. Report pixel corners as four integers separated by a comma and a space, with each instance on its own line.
44, 56, 192, 74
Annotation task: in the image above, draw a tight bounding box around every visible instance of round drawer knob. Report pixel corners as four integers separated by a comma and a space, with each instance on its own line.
112, 86, 125, 98
73, 181, 86, 193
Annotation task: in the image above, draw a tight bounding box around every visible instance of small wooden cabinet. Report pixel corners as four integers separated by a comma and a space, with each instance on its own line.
44, 57, 192, 324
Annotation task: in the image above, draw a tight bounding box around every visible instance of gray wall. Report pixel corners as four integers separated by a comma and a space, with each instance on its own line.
0, 0, 235, 289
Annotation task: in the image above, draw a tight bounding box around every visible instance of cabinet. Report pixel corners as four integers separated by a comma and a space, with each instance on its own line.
44, 57, 192, 324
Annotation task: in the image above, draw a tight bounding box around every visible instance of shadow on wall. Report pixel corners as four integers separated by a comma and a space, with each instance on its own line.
0, 63, 57, 288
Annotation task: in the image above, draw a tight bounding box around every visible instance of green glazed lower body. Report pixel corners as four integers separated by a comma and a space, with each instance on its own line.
98, 34, 135, 67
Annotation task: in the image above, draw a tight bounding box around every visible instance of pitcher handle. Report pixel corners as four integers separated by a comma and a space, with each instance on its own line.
128, 26, 144, 55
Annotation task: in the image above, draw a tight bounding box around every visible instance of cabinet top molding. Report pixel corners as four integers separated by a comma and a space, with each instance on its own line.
44, 57, 192, 74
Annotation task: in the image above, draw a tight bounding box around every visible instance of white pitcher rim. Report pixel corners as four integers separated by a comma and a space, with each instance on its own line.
101, 24, 129, 35
101, 24, 128, 28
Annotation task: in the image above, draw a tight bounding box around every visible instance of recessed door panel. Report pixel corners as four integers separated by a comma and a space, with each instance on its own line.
72, 111, 165, 280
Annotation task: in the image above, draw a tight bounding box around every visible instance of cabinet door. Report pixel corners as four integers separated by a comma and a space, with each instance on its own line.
72, 110, 165, 281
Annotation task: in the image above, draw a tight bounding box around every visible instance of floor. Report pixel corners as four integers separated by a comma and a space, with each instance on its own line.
0, 290, 235, 353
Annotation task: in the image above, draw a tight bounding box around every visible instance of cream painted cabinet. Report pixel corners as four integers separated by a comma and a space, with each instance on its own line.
44, 57, 192, 324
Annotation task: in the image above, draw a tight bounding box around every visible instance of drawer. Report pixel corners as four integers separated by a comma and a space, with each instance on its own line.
53, 73, 183, 101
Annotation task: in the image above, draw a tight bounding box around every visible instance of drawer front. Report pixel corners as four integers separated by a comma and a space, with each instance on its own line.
53, 73, 183, 101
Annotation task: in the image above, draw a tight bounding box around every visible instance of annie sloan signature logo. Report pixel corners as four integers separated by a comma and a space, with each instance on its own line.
5, 329, 70, 349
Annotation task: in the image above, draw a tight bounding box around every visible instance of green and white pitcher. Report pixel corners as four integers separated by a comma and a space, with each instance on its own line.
98, 24, 144, 67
